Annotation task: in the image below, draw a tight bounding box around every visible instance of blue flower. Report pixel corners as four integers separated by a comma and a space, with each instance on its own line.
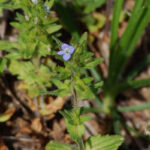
44, 4, 50, 13
57, 43, 75, 61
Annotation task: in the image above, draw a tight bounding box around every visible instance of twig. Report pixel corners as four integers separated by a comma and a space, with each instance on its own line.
2, 136, 40, 143
0, 77, 29, 116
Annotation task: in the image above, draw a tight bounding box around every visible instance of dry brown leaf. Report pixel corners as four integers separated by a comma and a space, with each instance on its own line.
50, 120, 65, 142
14, 118, 32, 134
31, 118, 42, 133
0, 137, 8, 150
40, 97, 65, 116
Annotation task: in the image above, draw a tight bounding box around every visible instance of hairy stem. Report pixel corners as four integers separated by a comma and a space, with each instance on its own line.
71, 72, 78, 110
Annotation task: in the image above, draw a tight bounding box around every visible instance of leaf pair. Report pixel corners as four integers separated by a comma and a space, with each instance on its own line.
46, 134, 123, 150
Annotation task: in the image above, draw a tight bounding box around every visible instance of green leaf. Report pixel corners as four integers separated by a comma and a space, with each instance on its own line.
90, 67, 102, 82
45, 141, 72, 150
0, 41, 17, 50
82, 77, 94, 84
45, 0, 54, 9
80, 115, 92, 123
84, 58, 103, 69
94, 81, 104, 89
46, 24, 62, 34
85, 135, 124, 150
75, 76, 95, 99
116, 78, 150, 93
84, 0, 106, 14
67, 122, 85, 143
0, 58, 7, 74
79, 32, 88, 46
60, 109, 86, 143
38, 42, 50, 57
109, 0, 150, 83
118, 102, 150, 112
109, 0, 124, 65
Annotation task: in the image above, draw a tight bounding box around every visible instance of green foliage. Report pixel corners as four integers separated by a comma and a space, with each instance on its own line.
103, 0, 150, 114
9, 60, 51, 97
118, 102, 150, 112
0, 58, 7, 74
43, 33, 102, 100
85, 135, 124, 150
108, 0, 150, 83
0, 1, 124, 150
55, 0, 106, 36
45, 141, 72, 150
72, 0, 106, 14
0, 0, 61, 97
60, 108, 91, 144
110, 0, 124, 61
45, 133, 123, 150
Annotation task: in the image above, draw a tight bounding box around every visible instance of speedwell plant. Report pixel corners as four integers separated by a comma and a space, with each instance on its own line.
0, 0, 124, 150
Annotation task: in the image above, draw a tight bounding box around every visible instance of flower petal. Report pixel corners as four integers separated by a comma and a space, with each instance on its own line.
57, 50, 65, 55
61, 43, 69, 50
69, 46, 75, 54
63, 54, 71, 61
44, 4, 50, 13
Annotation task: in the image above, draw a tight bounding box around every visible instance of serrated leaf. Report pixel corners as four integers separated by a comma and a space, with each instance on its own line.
82, 77, 94, 84
67, 121, 85, 143
84, 57, 103, 68
60, 109, 85, 143
79, 32, 88, 46
75, 76, 95, 99
46, 24, 62, 34
41, 89, 68, 97
38, 42, 50, 57
0, 41, 17, 50
94, 81, 104, 89
45, 0, 54, 9
80, 115, 92, 123
85, 135, 124, 150
45, 141, 72, 150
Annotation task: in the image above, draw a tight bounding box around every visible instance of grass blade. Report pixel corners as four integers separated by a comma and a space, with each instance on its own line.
117, 78, 150, 93
118, 102, 150, 112
109, 0, 150, 83
109, 0, 124, 61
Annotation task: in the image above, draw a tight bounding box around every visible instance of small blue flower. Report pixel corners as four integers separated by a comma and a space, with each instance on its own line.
44, 4, 50, 13
57, 43, 75, 61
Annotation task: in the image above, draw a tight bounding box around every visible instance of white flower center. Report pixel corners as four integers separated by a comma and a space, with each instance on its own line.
31, 0, 38, 4
65, 48, 70, 54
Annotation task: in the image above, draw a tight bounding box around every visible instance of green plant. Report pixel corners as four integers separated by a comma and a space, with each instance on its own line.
0, 1, 124, 149
0, 0, 61, 97
44, 33, 123, 150
102, 0, 150, 114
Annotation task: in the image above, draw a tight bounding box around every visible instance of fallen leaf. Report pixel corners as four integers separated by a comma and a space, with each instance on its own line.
0, 107, 16, 122
40, 97, 65, 116
31, 118, 42, 133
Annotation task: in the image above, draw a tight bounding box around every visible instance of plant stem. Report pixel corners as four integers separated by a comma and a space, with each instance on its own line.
102, 92, 115, 114
78, 138, 85, 150
71, 72, 78, 110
